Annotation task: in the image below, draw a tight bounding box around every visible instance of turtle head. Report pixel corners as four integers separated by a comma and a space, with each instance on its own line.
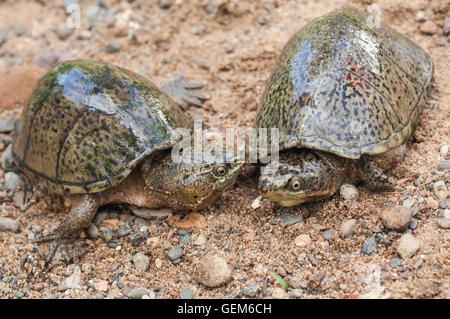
258, 149, 343, 206
142, 150, 243, 210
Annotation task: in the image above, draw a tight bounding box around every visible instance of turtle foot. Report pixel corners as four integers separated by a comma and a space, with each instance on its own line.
160, 75, 210, 109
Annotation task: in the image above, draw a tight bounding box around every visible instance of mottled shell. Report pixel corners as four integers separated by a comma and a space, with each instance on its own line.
13, 61, 192, 194
255, 8, 434, 159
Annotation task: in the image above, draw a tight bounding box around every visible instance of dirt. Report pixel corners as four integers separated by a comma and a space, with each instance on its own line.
0, 0, 449, 299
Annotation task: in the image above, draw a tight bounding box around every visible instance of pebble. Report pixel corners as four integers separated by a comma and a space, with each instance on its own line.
390, 257, 402, 269
126, 287, 153, 299
0, 217, 20, 233
198, 60, 211, 70
167, 246, 183, 261
402, 198, 414, 208
116, 228, 132, 238
436, 218, 450, 229
279, 213, 303, 227
193, 233, 207, 246
35, 47, 72, 70
94, 280, 109, 292
158, 0, 175, 9
340, 219, 357, 237
55, 24, 72, 40
133, 253, 150, 272
322, 229, 337, 240
0, 144, 14, 170
0, 30, 6, 47
381, 205, 415, 231
193, 255, 231, 287
130, 207, 172, 219
92, 212, 108, 226
435, 36, 448, 45
0, 116, 18, 133
105, 42, 120, 54
86, 224, 98, 240
101, 228, 113, 244
271, 287, 288, 299
251, 196, 263, 210
86, 5, 101, 23
130, 233, 144, 246
420, 21, 438, 34
13, 191, 25, 209
443, 210, 450, 219
179, 288, 195, 299
294, 234, 312, 248
307, 253, 318, 266
154, 258, 163, 269
242, 285, 259, 297
433, 181, 448, 201
361, 237, 378, 255
443, 16, 450, 35
340, 184, 359, 200
58, 265, 81, 291
409, 218, 418, 230
415, 11, 426, 22
439, 200, 447, 209
4, 172, 24, 190
179, 230, 190, 247
440, 145, 449, 156
289, 289, 303, 298
438, 160, 450, 171
397, 234, 420, 259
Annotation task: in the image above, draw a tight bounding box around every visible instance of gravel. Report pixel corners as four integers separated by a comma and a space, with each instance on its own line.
179, 288, 195, 299
443, 16, 450, 35
130, 233, 144, 246
178, 230, 190, 247
105, 42, 120, 53
0, 217, 20, 233
340, 219, 357, 237
390, 257, 402, 269
242, 285, 259, 297
340, 184, 358, 200
279, 213, 303, 227
54, 24, 72, 40
86, 224, 98, 240
0, 116, 18, 133
4, 172, 24, 190
381, 205, 415, 231
420, 21, 438, 34
361, 237, 378, 255
167, 246, 183, 261
0, 30, 6, 47
126, 287, 153, 299
101, 228, 114, 244
0, 144, 14, 171
439, 200, 447, 209
436, 218, 450, 229
193, 255, 231, 287
322, 229, 337, 240
397, 234, 420, 259
133, 253, 150, 272
294, 234, 312, 248
433, 181, 448, 201
409, 218, 418, 230
437, 160, 450, 171
58, 265, 81, 291
116, 228, 132, 238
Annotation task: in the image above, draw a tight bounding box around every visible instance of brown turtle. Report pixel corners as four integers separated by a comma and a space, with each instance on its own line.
12, 61, 242, 262
255, 8, 434, 206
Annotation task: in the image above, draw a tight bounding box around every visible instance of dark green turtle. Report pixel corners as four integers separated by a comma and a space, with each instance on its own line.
255, 8, 434, 206
12, 61, 242, 263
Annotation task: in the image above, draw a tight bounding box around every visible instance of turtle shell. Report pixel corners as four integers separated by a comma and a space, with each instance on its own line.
255, 8, 434, 159
12, 61, 192, 194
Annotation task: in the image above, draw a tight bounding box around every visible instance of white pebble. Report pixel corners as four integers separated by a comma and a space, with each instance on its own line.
340, 184, 359, 200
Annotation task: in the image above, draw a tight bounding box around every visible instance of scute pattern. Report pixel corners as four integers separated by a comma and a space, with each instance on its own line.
255, 8, 434, 159
13, 61, 192, 194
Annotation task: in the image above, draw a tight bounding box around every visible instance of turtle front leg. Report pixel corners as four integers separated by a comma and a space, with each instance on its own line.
160, 75, 210, 109
34, 194, 101, 266
357, 156, 395, 190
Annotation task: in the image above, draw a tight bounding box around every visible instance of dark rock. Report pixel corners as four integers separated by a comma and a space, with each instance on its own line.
279, 213, 303, 227
361, 237, 378, 255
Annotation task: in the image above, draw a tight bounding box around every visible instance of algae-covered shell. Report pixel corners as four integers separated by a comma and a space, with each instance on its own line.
12, 61, 191, 194
255, 8, 434, 159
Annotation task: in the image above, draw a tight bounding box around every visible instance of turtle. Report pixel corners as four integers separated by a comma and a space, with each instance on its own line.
254, 8, 434, 207
12, 60, 243, 262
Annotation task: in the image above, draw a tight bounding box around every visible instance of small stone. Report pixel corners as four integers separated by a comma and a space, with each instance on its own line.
86, 5, 101, 23
420, 21, 438, 34
402, 198, 414, 208
340, 184, 359, 200
116, 228, 132, 238
126, 287, 153, 299
322, 229, 337, 240
433, 181, 448, 201
0, 116, 18, 133
193, 254, 231, 287
105, 42, 120, 54
0, 144, 14, 171
0, 30, 6, 47
101, 228, 113, 244
242, 285, 259, 297
409, 218, 418, 230
307, 253, 318, 266
13, 191, 25, 209
130, 207, 172, 219
193, 233, 207, 246
279, 213, 303, 227
15, 290, 24, 298
94, 280, 109, 292
390, 257, 402, 269
81, 263, 92, 273
415, 11, 426, 22
435, 37, 447, 46
92, 212, 108, 226
443, 210, 450, 219
277, 266, 287, 277
133, 253, 150, 272
58, 265, 81, 291
130, 233, 145, 247
180, 288, 194, 299
443, 16, 450, 35
436, 218, 450, 229
198, 60, 211, 70
86, 224, 98, 240
167, 246, 183, 261
0, 217, 20, 233
35, 47, 72, 70
439, 200, 447, 209
179, 230, 190, 247
381, 205, 415, 231
154, 258, 163, 269
54, 24, 72, 40
440, 145, 449, 156
251, 196, 263, 209
106, 287, 121, 299
4, 172, 24, 190
271, 287, 288, 299
361, 237, 378, 255
290, 289, 303, 298
158, 0, 175, 9
438, 160, 450, 171
294, 234, 312, 248
397, 234, 420, 259
340, 219, 357, 237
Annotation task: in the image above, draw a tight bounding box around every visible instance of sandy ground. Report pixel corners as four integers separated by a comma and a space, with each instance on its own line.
0, 0, 449, 299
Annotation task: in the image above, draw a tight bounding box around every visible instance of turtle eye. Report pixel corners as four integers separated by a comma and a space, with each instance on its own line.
289, 178, 303, 191
214, 165, 228, 177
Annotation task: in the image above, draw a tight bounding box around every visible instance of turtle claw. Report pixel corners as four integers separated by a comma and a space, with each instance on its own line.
160, 75, 210, 109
